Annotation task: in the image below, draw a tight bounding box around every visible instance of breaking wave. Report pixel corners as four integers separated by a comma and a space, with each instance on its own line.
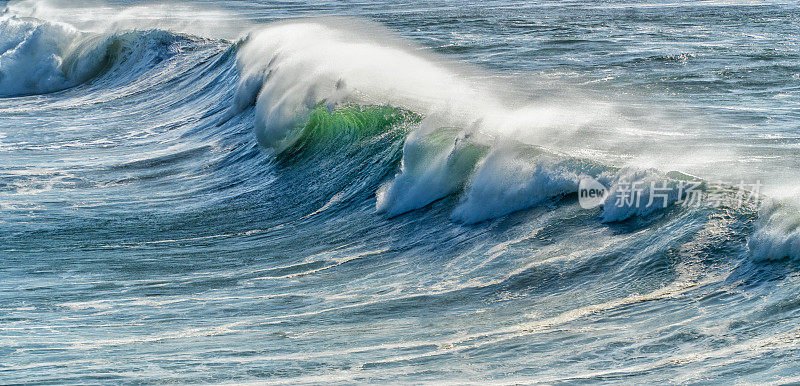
2, 6, 793, 261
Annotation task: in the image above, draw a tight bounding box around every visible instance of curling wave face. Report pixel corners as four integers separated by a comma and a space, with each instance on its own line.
0, 11, 202, 97
2, 0, 800, 383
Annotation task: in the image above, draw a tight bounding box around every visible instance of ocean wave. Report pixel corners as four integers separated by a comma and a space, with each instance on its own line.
0, 13, 186, 97
749, 199, 800, 261
2, 1, 791, 263
232, 20, 493, 151
376, 126, 488, 217
451, 148, 581, 224
0, 15, 91, 96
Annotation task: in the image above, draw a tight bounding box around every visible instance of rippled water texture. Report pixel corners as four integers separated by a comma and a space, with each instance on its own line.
1, 0, 800, 383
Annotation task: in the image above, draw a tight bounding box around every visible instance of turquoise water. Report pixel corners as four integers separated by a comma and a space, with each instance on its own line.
1, 0, 800, 383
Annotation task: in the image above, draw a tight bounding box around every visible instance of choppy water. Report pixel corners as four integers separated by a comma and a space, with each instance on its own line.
2, 0, 800, 383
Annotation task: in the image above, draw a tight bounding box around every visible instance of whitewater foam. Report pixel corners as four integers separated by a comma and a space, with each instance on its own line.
0, 16, 91, 96
375, 123, 488, 216
0, 12, 191, 97
749, 199, 800, 261
451, 148, 580, 224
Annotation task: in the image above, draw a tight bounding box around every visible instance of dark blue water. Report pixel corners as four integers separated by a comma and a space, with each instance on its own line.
2, 0, 800, 383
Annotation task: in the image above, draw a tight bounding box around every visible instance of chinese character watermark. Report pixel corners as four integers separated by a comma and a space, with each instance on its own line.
577, 177, 762, 211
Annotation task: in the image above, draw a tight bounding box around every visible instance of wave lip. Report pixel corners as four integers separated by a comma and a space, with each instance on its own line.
232, 19, 492, 151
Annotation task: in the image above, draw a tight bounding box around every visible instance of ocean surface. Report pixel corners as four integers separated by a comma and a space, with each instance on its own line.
1, 0, 800, 383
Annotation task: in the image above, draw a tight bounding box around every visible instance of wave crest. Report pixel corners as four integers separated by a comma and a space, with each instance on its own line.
749, 200, 800, 261
0, 15, 89, 96
0, 13, 184, 97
